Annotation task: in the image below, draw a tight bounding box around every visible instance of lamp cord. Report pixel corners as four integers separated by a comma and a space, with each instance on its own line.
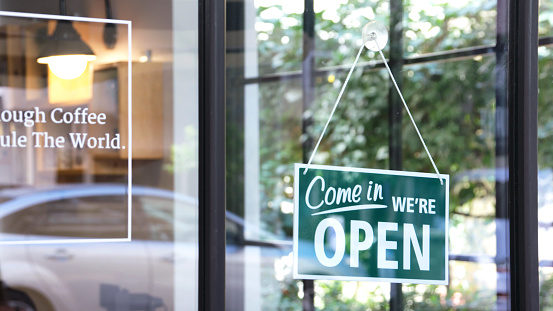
59, 0, 67, 15
103, 0, 118, 49
105, 0, 113, 19
59, 0, 113, 19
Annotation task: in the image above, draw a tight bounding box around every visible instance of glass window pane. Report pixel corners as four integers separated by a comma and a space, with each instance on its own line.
0, 2, 199, 310
540, 0, 553, 37
228, 0, 509, 310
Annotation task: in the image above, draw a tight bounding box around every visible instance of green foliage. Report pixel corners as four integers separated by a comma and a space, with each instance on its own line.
253, 0, 498, 241
164, 126, 197, 173
314, 281, 388, 310
538, 47, 553, 169
402, 283, 495, 310
540, 272, 553, 311
258, 80, 303, 237
539, 0, 553, 37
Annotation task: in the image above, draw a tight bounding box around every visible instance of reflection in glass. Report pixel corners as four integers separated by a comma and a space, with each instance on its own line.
0, 3, 199, 310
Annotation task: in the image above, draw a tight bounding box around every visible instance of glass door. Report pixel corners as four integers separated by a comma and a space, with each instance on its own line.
223, 0, 543, 310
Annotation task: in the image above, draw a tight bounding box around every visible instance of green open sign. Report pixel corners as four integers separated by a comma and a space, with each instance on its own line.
293, 163, 449, 285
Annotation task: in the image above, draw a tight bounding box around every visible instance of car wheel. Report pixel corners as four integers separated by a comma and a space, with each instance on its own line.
6, 290, 36, 311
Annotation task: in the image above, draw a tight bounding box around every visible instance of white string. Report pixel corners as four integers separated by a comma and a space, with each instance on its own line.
373, 38, 444, 185
303, 44, 365, 175
301, 36, 443, 185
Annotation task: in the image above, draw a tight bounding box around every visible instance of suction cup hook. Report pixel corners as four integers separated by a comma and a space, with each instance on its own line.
362, 21, 388, 51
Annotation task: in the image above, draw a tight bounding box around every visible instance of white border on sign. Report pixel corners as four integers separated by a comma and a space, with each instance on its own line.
0, 11, 132, 245
293, 163, 450, 285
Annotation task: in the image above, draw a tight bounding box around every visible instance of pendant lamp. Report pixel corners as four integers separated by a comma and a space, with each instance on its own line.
37, 20, 96, 80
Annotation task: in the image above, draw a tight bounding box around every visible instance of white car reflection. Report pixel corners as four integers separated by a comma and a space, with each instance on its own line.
0, 184, 291, 311
0, 184, 360, 311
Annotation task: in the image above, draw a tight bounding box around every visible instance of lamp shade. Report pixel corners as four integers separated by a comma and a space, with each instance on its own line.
38, 20, 95, 59
37, 20, 96, 80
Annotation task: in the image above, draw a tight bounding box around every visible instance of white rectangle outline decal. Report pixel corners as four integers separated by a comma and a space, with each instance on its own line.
0, 11, 132, 245
293, 163, 449, 285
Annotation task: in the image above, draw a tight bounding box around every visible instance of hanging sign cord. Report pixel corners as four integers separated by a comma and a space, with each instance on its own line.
303, 44, 365, 175
373, 38, 443, 185
302, 33, 443, 186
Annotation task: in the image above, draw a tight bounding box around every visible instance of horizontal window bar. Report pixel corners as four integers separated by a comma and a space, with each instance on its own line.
242, 36, 553, 85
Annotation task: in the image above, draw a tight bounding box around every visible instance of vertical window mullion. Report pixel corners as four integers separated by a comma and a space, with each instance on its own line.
301, 0, 316, 309
508, 0, 539, 309
495, 0, 509, 309
198, 0, 226, 309
388, 0, 404, 308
